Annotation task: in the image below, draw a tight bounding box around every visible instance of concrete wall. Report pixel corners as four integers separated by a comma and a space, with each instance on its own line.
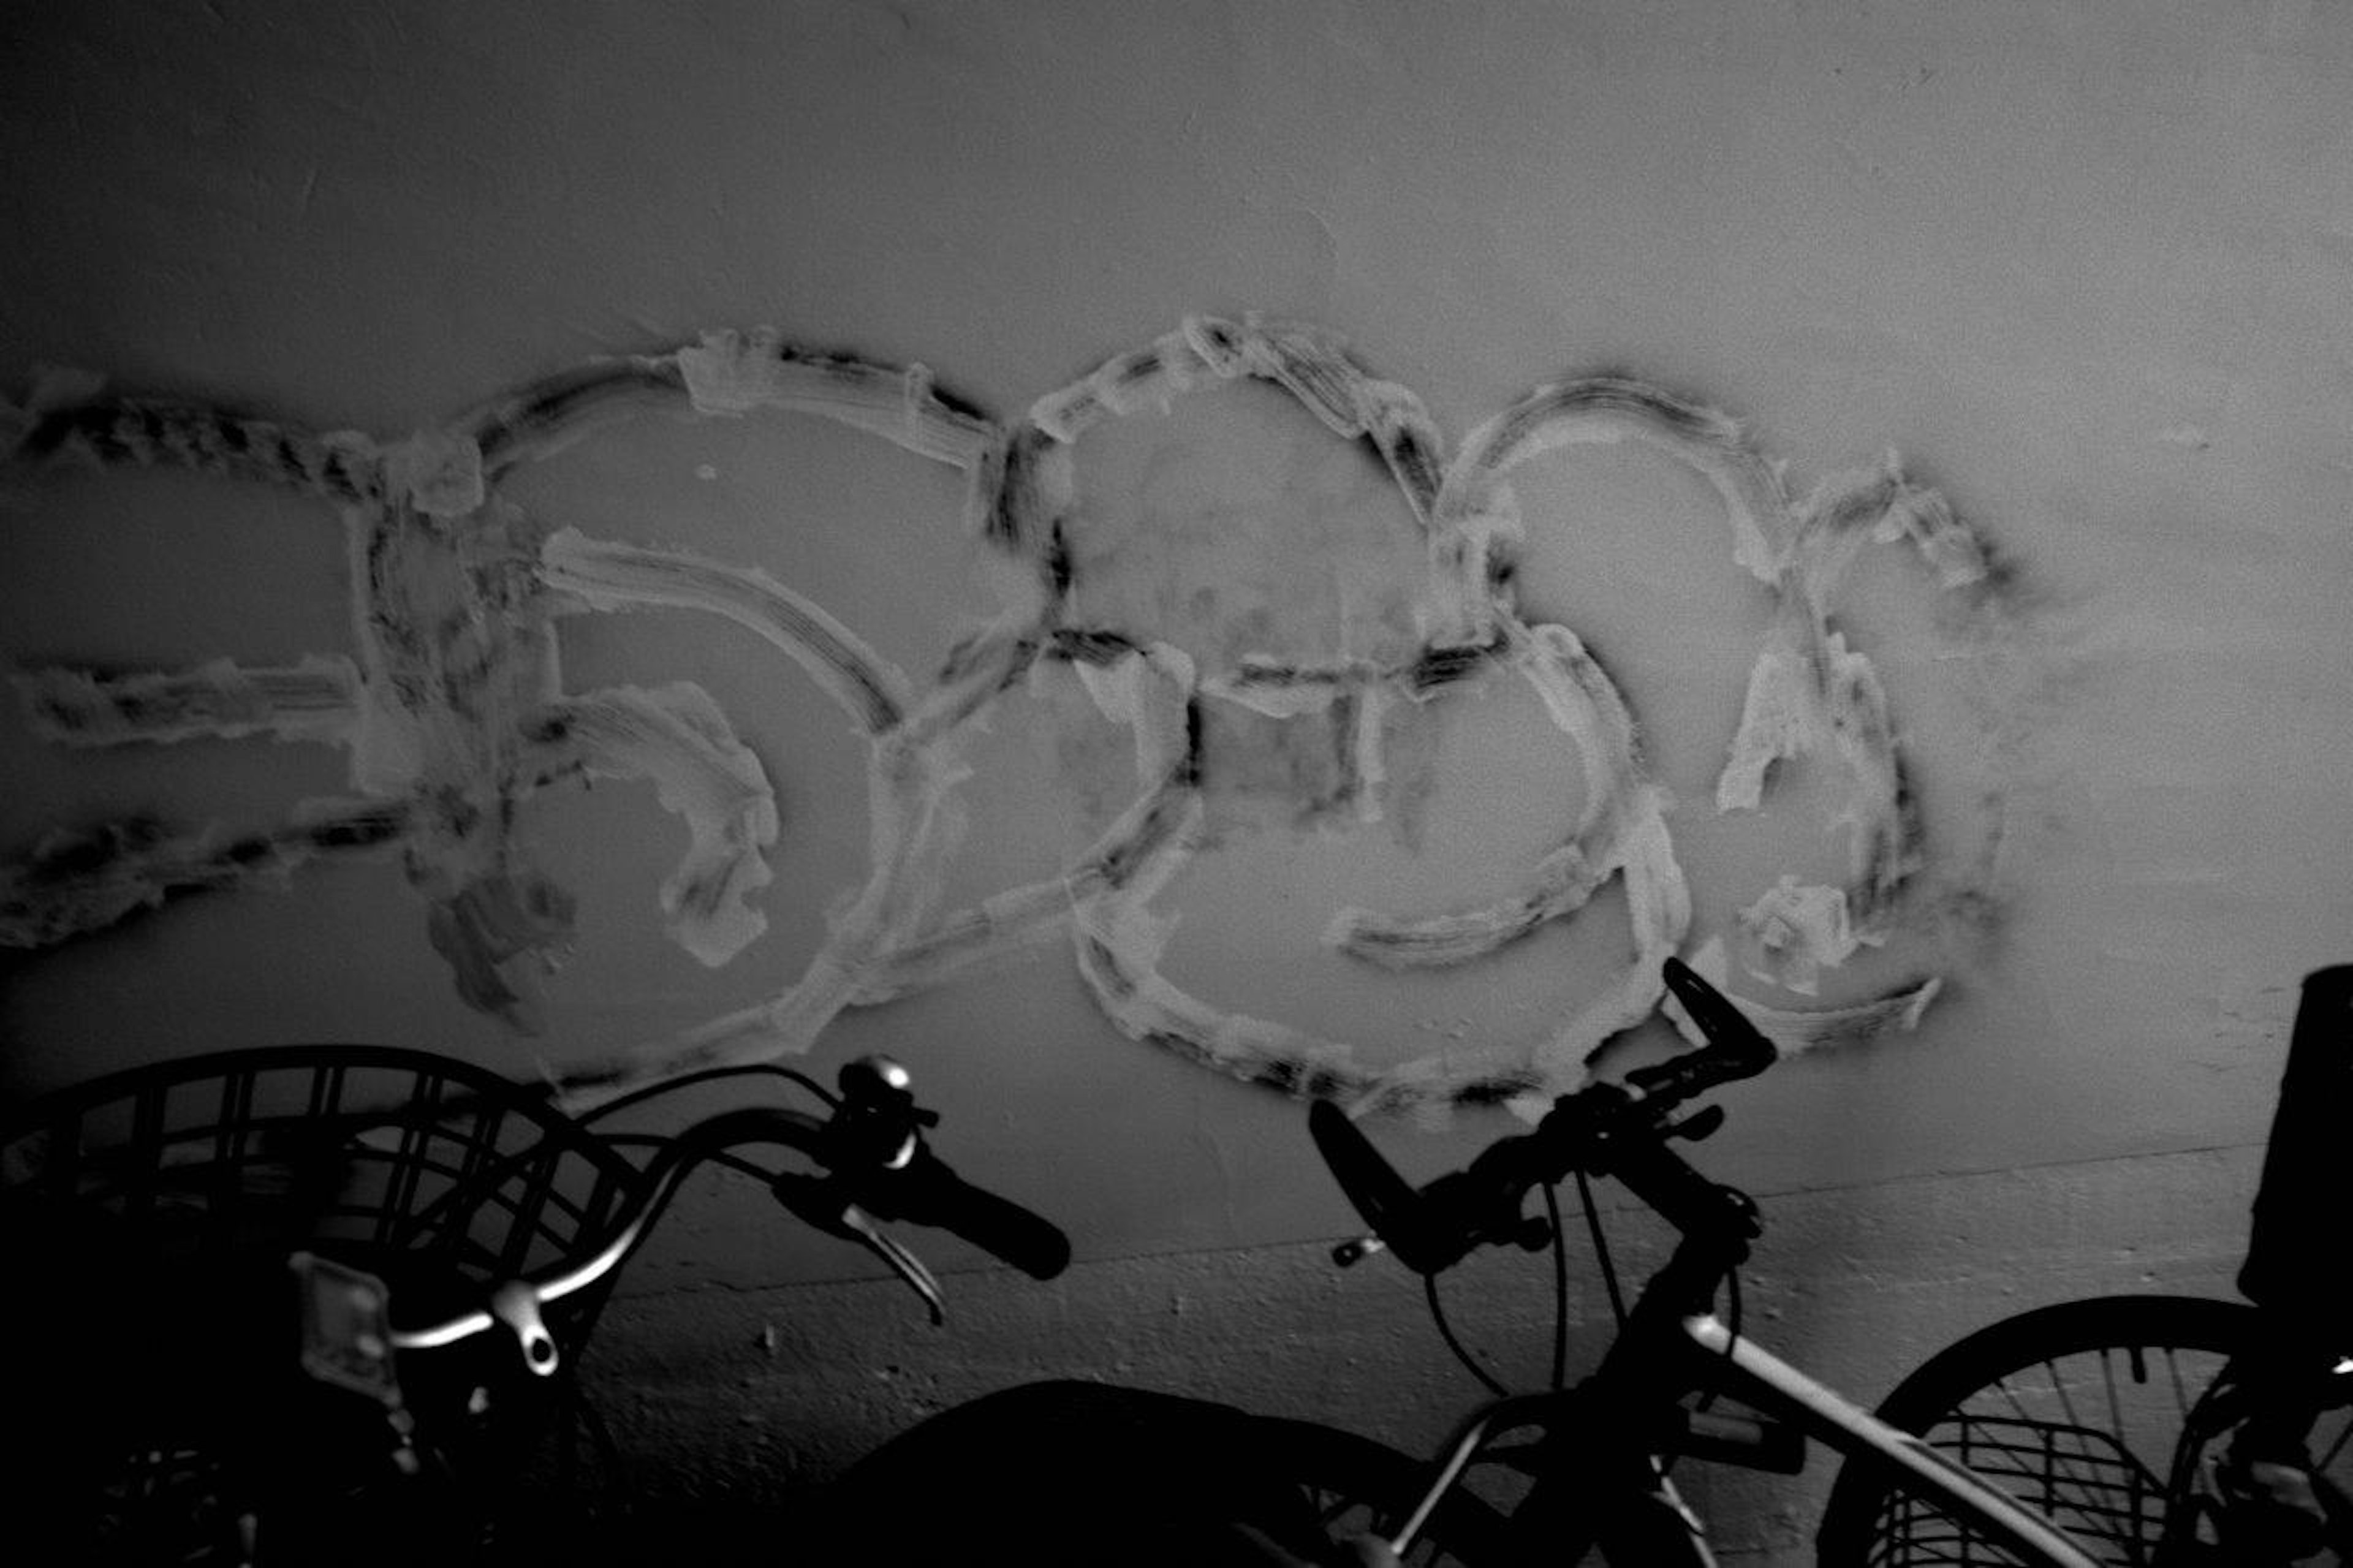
5, 3, 2348, 1559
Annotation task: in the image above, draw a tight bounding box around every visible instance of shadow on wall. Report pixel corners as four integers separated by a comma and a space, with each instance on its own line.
1, 316, 2039, 1118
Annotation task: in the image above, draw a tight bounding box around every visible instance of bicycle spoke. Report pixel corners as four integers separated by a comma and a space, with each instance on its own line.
1819, 1298, 2295, 1568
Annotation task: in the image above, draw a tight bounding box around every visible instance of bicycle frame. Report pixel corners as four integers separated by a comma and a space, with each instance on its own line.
1384, 1313, 2099, 1567
1371, 1147, 2105, 1568
1691, 1316, 2101, 1567
1304, 962, 2110, 1567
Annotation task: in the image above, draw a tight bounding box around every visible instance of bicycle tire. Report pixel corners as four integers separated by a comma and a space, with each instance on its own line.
1247, 1414, 1515, 1566
1813, 1293, 2349, 1567
821, 1381, 1511, 1565
1264, 1409, 1743, 1566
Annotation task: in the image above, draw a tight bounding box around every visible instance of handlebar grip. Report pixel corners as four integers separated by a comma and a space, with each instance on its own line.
893, 1151, 1072, 1281
1641, 956, 1779, 1100
1308, 1100, 1460, 1274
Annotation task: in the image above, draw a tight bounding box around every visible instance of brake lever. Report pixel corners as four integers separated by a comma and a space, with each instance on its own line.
772, 1173, 946, 1324
1664, 1104, 1726, 1143
838, 1203, 945, 1327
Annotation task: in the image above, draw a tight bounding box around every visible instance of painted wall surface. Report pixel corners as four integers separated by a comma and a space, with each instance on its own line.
4, 0, 2350, 1551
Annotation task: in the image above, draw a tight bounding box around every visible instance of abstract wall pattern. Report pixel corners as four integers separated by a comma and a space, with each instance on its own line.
1, 318, 2010, 1117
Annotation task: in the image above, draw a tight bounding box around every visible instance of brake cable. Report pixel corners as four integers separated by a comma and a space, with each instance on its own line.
1542, 1178, 1569, 1391
385, 1064, 839, 1249
572, 1063, 838, 1126
1575, 1166, 1628, 1328
593, 1135, 775, 1187
1427, 1270, 1511, 1398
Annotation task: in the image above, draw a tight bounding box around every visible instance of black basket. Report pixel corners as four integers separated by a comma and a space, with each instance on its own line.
2, 1043, 646, 1309
1862, 1416, 2162, 1566
0, 1043, 650, 1562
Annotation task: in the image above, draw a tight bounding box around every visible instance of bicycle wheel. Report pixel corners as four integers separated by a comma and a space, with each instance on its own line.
822, 1381, 1510, 1565
1248, 1415, 1513, 1566
1814, 1293, 2349, 1567
1262, 1411, 1740, 1566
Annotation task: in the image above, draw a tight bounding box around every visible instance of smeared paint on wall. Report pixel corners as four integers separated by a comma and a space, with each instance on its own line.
1, 317, 2014, 1118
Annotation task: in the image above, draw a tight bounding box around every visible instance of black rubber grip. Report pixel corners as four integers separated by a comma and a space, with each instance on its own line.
1646, 956, 1779, 1098
1308, 1099, 1458, 1274
900, 1151, 1071, 1281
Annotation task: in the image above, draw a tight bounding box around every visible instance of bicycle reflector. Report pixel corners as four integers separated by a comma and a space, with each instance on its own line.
291, 1251, 401, 1407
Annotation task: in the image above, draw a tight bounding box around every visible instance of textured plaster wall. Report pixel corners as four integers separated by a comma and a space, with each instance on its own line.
4, 2, 2350, 1559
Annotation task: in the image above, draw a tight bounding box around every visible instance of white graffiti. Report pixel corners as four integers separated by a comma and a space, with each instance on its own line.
1, 319, 2009, 1116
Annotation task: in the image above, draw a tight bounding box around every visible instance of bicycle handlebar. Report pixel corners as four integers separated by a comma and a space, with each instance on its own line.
794, 1055, 1070, 1282
836, 1141, 1073, 1281
1310, 957, 1778, 1275
296, 1056, 1068, 1388
1643, 953, 1782, 1096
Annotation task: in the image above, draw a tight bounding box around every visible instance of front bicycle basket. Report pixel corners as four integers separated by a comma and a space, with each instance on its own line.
1862, 1415, 2163, 1567
0, 1043, 650, 1562
0, 1043, 645, 1298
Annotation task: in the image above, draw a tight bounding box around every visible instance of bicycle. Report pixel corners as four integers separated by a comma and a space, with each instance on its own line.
1815, 963, 2353, 1566
831, 956, 2103, 1566
0, 1041, 1067, 1564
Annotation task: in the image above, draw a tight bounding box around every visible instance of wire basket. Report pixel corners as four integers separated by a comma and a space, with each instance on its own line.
0, 1043, 649, 1562
3, 1042, 645, 1295
1861, 1415, 2165, 1567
